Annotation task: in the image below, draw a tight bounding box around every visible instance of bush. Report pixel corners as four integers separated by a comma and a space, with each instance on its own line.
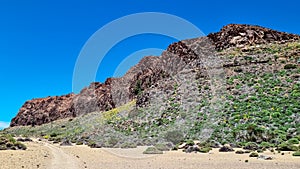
8, 136, 16, 144
244, 150, 251, 153
249, 152, 259, 157
155, 143, 171, 151
244, 142, 259, 150
14, 142, 27, 150
6, 142, 14, 149
0, 145, 6, 150
43, 135, 50, 139
199, 147, 212, 153
120, 142, 137, 149
76, 141, 83, 145
60, 139, 72, 146
257, 149, 264, 153
284, 64, 297, 69
185, 140, 195, 146
277, 143, 298, 151
235, 150, 245, 154
50, 133, 58, 137
292, 151, 300, 156
143, 147, 163, 154
219, 145, 234, 152
87, 140, 101, 148
164, 130, 184, 145
288, 138, 299, 144
260, 142, 274, 148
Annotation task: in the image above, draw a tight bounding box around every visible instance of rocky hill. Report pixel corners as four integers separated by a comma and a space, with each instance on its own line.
8, 24, 300, 150
11, 24, 300, 144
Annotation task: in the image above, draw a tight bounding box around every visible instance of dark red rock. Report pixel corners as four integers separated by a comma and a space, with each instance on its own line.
10, 94, 75, 127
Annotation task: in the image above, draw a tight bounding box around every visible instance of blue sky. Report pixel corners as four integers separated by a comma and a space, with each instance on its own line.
0, 0, 300, 129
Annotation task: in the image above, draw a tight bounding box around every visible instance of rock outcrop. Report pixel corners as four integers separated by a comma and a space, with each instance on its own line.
208, 24, 300, 50
10, 24, 300, 127
70, 79, 115, 117
10, 94, 75, 127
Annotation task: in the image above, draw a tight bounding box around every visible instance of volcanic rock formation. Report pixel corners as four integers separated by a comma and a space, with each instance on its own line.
10, 24, 300, 127
208, 24, 300, 50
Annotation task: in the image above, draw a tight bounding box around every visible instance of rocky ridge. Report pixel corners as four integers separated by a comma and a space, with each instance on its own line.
207, 24, 300, 50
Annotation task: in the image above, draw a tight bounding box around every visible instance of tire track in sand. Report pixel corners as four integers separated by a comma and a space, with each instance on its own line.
44, 142, 81, 169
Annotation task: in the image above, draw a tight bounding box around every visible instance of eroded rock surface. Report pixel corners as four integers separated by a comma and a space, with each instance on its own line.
208, 24, 300, 50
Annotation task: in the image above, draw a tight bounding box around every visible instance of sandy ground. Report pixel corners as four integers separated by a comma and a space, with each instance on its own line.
0, 140, 299, 169
0, 141, 50, 169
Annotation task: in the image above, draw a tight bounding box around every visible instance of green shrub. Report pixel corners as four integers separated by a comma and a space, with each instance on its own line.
143, 147, 163, 154
257, 149, 264, 153
88, 141, 101, 148
120, 142, 137, 149
76, 141, 83, 145
6, 142, 14, 148
288, 138, 299, 144
164, 130, 184, 145
14, 142, 27, 150
235, 150, 244, 154
292, 151, 300, 156
87, 140, 96, 147
108, 137, 118, 146
185, 140, 195, 146
249, 152, 259, 157
50, 133, 58, 137
155, 143, 171, 151
244, 142, 259, 150
43, 135, 50, 139
260, 142, 274, 148
199, 147, 212, 153
0, 145, 7, 150
284, 64, 297, 69
8, 136, 16, 144
277, 143, 298, 151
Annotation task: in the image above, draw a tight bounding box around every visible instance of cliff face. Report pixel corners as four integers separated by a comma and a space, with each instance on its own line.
10, 24, 300, 127
10, 94, 75, 127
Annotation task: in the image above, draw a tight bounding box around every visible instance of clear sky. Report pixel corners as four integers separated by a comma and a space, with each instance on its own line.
0, 0, 300, 129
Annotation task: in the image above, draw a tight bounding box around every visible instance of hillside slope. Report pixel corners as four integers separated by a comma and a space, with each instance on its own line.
10, 24, 300, 127
6, 24, 300, 150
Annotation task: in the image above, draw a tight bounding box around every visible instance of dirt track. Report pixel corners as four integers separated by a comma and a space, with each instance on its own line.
0, 140, 300, 169
43, 142, 81, 169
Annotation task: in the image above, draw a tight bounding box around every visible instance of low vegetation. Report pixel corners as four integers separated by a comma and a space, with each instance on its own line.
0, 134, 27, 150
143, 147, 163, 154
292, 151, 300, 156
